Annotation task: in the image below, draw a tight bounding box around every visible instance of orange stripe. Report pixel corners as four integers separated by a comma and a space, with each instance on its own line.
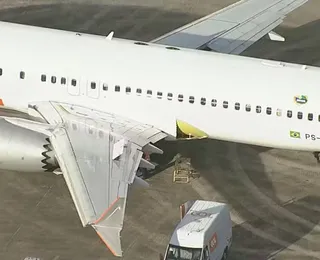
94, 197, 120, 224
96, 231, 117, 256
0, 99, 4, 106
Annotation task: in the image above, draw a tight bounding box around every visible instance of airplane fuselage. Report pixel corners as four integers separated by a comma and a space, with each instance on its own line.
1, 22, 320, 151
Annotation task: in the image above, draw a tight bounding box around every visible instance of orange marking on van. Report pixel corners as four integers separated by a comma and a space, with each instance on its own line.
0, 99, 4, 106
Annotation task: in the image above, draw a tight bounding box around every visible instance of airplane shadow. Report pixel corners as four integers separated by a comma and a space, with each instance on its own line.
154, 139, 320, 260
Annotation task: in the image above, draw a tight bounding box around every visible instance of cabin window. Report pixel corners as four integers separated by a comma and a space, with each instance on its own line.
91, 82, 96, 89
189, 96, 195, 104
245, 104, 251, 112
61, 77, 66, 85
157, 92, 163, 99
147, 90, 152, 96
71, 79, 77, 86
20, 71, 25, 79
136, 88, 142, 94
0, 68, 3, 76
102, 83, 108, 91
287, 110, 292, 118
276, 109, 282, 117
178, 94, 183, 102
318, 115, 320, 122
256, 106, 261, 113
115, 85, 120, 92
201, 98, 206, 105
125, 87, 131, 93
41, 74, 46, 82
266, 107, 272, 115
235, 102, 240, 111
308, 113, 313, 121
167, 93, 173, 100
51, 76, 56, 84
211, 99, 217, 107
297, 112, 303, 119
223, 101, 228, 109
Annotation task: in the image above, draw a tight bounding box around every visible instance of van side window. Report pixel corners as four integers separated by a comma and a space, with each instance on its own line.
266, 107, 272, 115
115, 85, 120, 92
0, 68, 3, 76
102, 83, 108, 91
256, 106, 261, 113
211, 99, 217, 107
178, 94, 183, 102
147, 90, 152, 96
20, 71, 25, 79
189, 96, 195, 104
308, 113, 313, 121
201, 98, 206, 105
41, 74, 46, 82
91, 82, 96, 89
167, 93, 173, 100
61, 77, 66, 85
202, 246, 209, 260
297, 112, 303, 119
125, 87, 131, 93
157, 92, 163, 99
71, 79, 77, 86
287, 110, 292, 118
136, 88, 142, 94
245, 104, 251, 112
235, 102, 240, 110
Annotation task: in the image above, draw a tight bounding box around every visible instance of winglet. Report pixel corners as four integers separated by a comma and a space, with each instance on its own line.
91, 197, 126, 257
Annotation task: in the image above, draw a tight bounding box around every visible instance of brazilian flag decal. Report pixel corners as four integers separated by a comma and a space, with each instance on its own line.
290, 131, 301, 139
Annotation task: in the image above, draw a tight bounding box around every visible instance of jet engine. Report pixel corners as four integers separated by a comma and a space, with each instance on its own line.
0, 118, 59, 173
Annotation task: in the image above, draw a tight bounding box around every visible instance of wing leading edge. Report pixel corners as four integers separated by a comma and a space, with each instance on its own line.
151, 0, 308, 54
6, 101, 167, 257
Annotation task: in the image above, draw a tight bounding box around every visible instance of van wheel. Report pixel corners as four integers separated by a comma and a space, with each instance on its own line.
222, 247, 228, 260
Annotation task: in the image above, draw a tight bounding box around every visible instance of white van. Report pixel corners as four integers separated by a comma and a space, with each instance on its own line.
162, 200, 232, 260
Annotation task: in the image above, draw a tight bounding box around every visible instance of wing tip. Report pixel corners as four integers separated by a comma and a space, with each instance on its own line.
96, 230, 122, 257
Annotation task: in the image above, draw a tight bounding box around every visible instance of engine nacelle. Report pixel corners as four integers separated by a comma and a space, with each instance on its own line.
0, 118, 59, 173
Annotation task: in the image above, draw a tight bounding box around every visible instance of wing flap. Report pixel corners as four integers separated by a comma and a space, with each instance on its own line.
151, 0, 308, 54
23, 101, 167, 257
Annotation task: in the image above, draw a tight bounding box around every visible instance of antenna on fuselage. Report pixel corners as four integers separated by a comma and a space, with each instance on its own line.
106, 31, 114, 40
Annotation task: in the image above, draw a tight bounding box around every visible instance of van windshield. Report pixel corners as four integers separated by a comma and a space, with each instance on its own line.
165, 244, 202, 260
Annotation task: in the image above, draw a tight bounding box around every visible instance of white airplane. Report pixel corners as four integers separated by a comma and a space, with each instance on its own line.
0, 0, 314, 256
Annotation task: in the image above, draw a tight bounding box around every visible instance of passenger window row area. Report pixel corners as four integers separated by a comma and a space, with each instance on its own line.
16, 71, 318, 122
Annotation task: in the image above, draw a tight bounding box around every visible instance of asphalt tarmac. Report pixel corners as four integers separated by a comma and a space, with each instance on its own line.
0, 1, 319, 260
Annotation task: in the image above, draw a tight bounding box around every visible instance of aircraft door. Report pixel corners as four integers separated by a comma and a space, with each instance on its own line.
86, 80, 100, 99
68, 77, 80, 96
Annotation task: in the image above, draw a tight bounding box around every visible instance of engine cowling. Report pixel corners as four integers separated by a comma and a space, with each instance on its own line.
0, 118, 59, 173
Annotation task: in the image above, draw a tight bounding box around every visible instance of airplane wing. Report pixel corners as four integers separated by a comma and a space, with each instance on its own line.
5, 101, 167, 257
151, 0, 308, 55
